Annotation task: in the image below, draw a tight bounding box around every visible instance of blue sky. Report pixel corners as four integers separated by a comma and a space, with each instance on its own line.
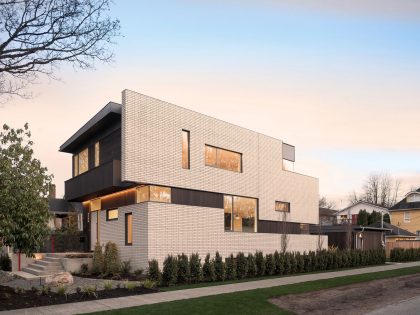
3, 0, 420, 207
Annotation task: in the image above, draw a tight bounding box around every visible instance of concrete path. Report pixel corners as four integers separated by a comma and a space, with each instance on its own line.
2, 261, 420, 315
366, 295, 420, 315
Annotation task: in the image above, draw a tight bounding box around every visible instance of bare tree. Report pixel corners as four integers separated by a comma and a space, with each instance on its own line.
349, 172, 401, 208
319, 196, 336, 210
0, 0, 120, 100
316, 220, 324, 251
280, 211, 289, 254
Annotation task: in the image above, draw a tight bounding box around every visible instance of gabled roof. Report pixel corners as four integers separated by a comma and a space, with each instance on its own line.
319, 208, 338, 217
59, 102, 121, 153
389, 189, 420, 211
335, 201, 388, 215
368, 221, 416, 237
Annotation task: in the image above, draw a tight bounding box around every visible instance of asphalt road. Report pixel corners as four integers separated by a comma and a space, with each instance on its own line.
366, 295, 420, 315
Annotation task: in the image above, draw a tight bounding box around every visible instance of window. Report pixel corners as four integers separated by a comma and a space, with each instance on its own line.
136, 185, 171, 203
106, 209, 118, 221
95, 142, 100, 167
125, 213, 132, 245
224, 195, 257, 233
416, 230, 420, 236
78, 148, 89, 174
73, 155, 79, 176
182, 130, 190, 169
205, 145, 242, 173
77, 213, 83, 231
275, 201, 290, 212
90, 198, 101, 211
407, 193, 420, 203
404, 211, 411, 222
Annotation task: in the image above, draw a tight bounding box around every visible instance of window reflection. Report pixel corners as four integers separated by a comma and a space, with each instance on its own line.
224, 195, 256, 233
136, 186, 150, 203
182, 130, 190, 169
78, 148, 88, 174
95, 142, 100, 167
150, 186, 171, 203
275, 201, 290, 212
205, 145, 242, 173
125, 213, 132, 245
224, 195, 233, 231
73, 155, 79, 176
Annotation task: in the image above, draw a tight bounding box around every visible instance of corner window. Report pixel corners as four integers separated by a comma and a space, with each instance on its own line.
224, 195, 257, 233
205, 145, 242, 173
182, 130, 190, 169
275, 201, 290, 212
136, 186, 150, 203
106, 209, 118, 221
404, 211, 411, 222
136, 185, 171, 203
95, 142, 100, 167
125, 213, 132, 245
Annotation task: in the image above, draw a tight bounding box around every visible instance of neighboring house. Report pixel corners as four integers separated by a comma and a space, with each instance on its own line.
59, 89, 325, 269
335, 201, 388, 224
389, 189, 420, 235
319, 208, 337, 225
310, 224, 389, 250
368, 221, 417, 243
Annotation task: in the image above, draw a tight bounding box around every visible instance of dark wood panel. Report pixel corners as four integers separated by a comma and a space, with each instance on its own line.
100, 129, 121, 165
171, 187, 223, 209
101, 189, 136, 210
326, 232, 352, 249
258, 220, 303, 234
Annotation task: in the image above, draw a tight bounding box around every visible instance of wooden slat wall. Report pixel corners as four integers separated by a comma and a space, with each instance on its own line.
171, 187, 224, 209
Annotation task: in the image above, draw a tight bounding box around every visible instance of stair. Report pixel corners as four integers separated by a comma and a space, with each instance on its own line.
22, 253, 64, 276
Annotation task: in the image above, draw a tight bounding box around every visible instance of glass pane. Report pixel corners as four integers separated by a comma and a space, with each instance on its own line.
275, 201, 289, 212
73, 155, 79, 177
107, 209, 118, 220
95, 142, 100, 167
217, 149, 241, 172
78, 148, 89, 174
205, 145, 217, 166
150, 186, 171, 203
90, 198, 101, 211
182, 130, 190, 169
233, 196, 256, 233
224, 196, 233, 231
126, 214, 132, 244
136, 186, 150, 203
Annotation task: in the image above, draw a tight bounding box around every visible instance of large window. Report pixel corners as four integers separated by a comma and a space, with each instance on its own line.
182, 130, 190, 169
125, 213, 132, 245
73, 148, 89, 176
205, 145, 242, 173
275, 201, 290, 212
95, 142, 100, 167
224, 195, 257, 233
136, 185, 171, 203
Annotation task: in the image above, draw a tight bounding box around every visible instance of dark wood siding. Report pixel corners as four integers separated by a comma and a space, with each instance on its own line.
100, 129, 121, 165
258, 220, 304, 234
171, 188, 223, 209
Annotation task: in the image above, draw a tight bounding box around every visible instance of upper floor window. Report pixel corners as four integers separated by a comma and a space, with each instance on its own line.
205, 145, 242, 173
224, 195, 257, 233
73, 155, 79, 177
73, 148, 88, 177
404, 211, 411, 222
136, 185, 171, 203
95, 142, 100, 167
182, 130, 190, 169
275, 201, 290, 212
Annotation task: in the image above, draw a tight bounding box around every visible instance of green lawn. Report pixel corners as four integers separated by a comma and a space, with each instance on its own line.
89, 266, 420, 315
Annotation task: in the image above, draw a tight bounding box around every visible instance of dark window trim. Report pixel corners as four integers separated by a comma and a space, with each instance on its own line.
205, 144, 243, 173
223, 194, 258, 233
106, 208, 118, 221
275, 201, 291, 212
182, 129, 190, 170
125, 212, 132, 246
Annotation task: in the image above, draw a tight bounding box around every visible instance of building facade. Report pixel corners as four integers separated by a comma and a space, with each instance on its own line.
335, 201, 388, 224
60, 90, 326, 269
389, 190, 420, 235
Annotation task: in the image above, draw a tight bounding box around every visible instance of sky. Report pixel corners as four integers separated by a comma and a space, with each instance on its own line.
2, 0, 420, 208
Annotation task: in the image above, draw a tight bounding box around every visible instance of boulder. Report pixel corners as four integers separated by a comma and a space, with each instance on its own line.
45, 272, 74, 286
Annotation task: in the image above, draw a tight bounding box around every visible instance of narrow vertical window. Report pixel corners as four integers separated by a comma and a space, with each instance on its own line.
182, 130, 190, 169
224, 195, 233, 231
78, 148, 89, 174
125, 213, 133, 245
95, 142, 100, 167
73, 154, 79, 177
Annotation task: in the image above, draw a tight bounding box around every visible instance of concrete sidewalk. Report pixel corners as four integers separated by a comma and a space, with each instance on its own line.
2, 261, 420, 315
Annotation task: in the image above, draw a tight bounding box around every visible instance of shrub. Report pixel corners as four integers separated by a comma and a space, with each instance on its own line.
104, 242, 121, 276
265, 254, 275, 276
143, 279, 156, 289
247, 253, 257, 278
14, 286, 24, 294
162, 255, 178, 286
236, 252, 248, 279
390, 248, 420, 262
225, 254, 236, 280
75, 286, 82, 294
83, 285, 98, 298
189, 253, 203, 283
290, 253, 297, 274
296, 252, 305, 273
125, 281, 137, 291
214, 251, 226, 281
147, 259, 161, 283
0, 254, 12, 271
303, 252, 311, 273
103, 280, 113, 290
202, 253, 216, 282
177, 253, 190, 284
273, 251, 282, 275
57, 285, 68, 296
283, 252, 291, 275
80, 263, 89, 275
134, 268, 144, 278
121, 260, 132, 277
92, 242, 104, 275
255, 251, 265, 276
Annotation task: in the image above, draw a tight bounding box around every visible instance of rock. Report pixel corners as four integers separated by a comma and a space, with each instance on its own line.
45, 272, 74, 286
0, 270, 14, 284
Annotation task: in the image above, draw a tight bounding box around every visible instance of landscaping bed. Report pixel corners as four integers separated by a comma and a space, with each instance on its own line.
0, 284, 158, 311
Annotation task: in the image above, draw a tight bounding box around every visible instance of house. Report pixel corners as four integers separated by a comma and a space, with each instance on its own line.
389, 189, 420, 235
335, 201, 388, 224
59, 89, 326, 269
319, 208, 337, 225
367, 221, 417, 243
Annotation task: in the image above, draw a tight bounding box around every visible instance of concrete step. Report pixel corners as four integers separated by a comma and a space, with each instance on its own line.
43, 257, 62, 263
22, 267, 46, 276
28, 263, 46, 271
35, 260, 61, 267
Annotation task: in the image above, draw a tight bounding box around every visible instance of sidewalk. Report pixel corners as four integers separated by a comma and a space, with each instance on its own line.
3, 261, 420, 315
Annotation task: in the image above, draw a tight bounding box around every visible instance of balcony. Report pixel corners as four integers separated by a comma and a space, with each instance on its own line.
65, 160, 123, 201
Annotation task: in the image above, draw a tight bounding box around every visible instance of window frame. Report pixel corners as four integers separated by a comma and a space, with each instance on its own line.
78, 147, 89, 175
205, 144, 242, 173
404, 211, 411, 222
182, 130, 190, 169
125, 213, 133, 246
94, 142, 100, 167
224, 194, 257, 233
106, 208, 118, 221
275, 201, 290, 212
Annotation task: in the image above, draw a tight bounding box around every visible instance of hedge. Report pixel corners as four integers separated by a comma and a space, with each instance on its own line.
390, 248, 420, 262
147, 248, 386, 287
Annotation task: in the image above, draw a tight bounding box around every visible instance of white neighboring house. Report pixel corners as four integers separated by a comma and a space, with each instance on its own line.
335, 201, 389, 224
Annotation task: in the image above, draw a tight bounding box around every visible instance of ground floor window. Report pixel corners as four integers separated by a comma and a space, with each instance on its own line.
106, 209, 118, 221
125, 213, 133, 245
224, 195, 257, 233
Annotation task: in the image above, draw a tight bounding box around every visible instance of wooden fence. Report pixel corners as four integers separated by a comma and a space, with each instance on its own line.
386, 240, 420, 257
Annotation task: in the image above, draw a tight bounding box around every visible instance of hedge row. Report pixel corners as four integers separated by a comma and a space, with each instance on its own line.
390, 248, 420, 262
147, 249, 386, 286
